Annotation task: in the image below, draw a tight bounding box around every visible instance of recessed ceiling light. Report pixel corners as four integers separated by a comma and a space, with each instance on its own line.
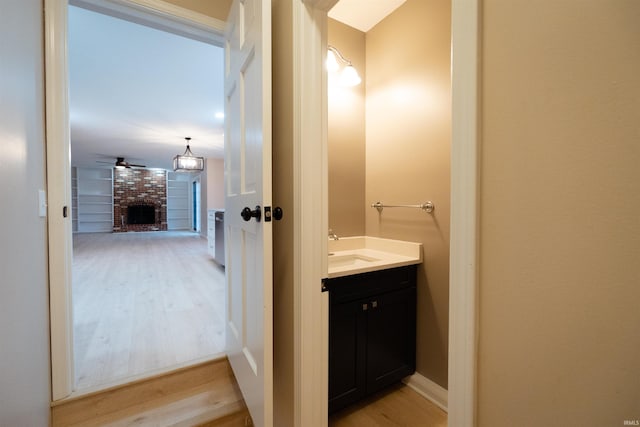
215, 112, 225, 119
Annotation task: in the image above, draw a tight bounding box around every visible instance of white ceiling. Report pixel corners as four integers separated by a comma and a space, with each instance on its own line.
328, 0, 407, 32
69, 1, 402, 171
68, 5, 224, 170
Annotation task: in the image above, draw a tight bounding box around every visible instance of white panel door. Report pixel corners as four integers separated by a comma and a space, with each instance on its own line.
224, 0, 272, 426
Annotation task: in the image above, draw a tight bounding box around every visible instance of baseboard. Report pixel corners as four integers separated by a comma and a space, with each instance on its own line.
403, 372, 448, 413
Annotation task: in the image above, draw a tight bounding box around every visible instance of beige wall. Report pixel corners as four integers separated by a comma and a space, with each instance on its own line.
163, 0, 232, 21
478, 1, 640, 425
0, 0, 51, 424
271, 0, 295, 425
200, 158, 223, 245
365, 0, 451, 388
327, 19, 366, 237
206, 158, 224, 210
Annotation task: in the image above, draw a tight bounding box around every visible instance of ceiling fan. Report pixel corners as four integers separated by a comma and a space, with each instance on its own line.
97, 157, 146, 169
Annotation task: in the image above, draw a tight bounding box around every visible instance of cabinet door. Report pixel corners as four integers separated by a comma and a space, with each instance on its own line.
328, 299, 367, 413
366, 287, 416, 394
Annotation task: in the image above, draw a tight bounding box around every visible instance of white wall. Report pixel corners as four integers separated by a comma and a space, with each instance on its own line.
0, 0, 52, 424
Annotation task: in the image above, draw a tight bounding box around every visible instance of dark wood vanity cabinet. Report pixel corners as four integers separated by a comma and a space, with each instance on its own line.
327, 265, 417, 414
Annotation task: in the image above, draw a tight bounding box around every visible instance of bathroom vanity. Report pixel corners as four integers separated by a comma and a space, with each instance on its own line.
326, 237, 422, 414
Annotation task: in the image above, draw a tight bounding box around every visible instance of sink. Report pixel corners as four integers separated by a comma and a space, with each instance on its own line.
327, 237, 423, 278
328, 253, 380, 268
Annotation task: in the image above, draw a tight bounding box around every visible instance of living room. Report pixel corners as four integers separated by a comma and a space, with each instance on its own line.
67, 3, 226, 392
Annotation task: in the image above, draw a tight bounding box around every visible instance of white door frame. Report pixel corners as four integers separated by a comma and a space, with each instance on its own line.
192, 175, 201, 232
44, 0, 226, 400
448, 0, 480, 425
45, 0, 75, 401
46, 0, 479, 424
291, 2, 331, 425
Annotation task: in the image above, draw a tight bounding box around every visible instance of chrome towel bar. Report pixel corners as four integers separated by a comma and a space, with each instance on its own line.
371, 201, 434, 213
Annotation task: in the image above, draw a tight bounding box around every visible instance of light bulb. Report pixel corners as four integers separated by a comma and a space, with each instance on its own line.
326, 49, 339, 72
340, 65, 361, 87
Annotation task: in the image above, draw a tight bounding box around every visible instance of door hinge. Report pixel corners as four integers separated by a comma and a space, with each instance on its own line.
321, 278, 329, 292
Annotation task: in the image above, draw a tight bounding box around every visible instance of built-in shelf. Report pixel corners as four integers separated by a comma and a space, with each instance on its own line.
166, 171, 192, 230
71, 167, 78, 232
76, 167, 113, 233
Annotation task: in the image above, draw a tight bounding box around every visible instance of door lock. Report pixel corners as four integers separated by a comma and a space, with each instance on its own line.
263, 206, 283, 222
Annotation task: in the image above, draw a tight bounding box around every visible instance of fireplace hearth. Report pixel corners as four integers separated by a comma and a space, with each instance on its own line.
116, 200, 164, 232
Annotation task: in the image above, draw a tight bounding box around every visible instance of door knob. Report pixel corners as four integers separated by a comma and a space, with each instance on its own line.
241, 205, 262, 222
273, 207, 283, 221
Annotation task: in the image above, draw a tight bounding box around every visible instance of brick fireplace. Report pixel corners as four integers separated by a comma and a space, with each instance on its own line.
113, 169, 167, 232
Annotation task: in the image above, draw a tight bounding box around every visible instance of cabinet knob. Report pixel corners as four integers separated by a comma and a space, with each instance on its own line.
371, 300, 378, 309
362, 303, 368, 311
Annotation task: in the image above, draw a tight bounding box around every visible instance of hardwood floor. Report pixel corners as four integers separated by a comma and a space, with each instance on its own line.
71, 232, 446, 426
51, 358, 250, 427
73, 231, 226, 391
329, 384, 447, 427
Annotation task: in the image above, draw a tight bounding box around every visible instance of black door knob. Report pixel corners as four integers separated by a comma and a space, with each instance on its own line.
273, 207, 283, 221
241, 205, 262, 222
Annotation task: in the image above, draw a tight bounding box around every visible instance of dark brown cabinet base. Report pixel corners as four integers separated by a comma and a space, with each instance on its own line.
327, 265, 417, 414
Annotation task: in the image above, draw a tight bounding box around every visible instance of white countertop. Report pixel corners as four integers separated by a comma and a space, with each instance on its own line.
327, 236, 422, 278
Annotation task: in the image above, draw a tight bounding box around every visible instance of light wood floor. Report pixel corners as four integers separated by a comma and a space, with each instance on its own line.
72, 232, 446, 425
329, 384, 448, 427
51, 358, 250, 427
73, 231, 225, 391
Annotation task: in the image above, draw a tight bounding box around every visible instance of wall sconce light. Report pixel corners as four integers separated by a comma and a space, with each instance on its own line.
327, 45, 361, 87
173, 137, 204, 172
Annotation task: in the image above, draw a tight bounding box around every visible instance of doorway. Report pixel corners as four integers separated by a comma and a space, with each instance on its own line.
51, 0, 228, 396
323, 0, 479, 423
193, 178, 201, 232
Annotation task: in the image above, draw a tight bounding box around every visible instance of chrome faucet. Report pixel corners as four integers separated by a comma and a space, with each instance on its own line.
328, 229, 339, 240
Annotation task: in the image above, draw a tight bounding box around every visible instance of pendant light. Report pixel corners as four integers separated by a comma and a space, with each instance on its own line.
173, 137, 204, 172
